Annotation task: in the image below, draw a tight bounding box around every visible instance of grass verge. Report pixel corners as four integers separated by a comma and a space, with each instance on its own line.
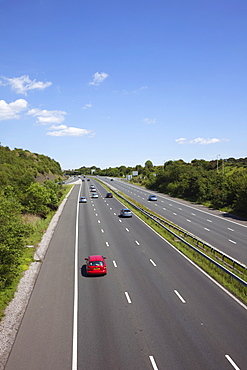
0, 185, 72, 320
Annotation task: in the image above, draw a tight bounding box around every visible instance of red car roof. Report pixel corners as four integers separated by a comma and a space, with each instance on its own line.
88, 255, 104, 261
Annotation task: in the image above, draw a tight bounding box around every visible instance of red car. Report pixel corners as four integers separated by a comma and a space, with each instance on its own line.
85, 255, 107, 276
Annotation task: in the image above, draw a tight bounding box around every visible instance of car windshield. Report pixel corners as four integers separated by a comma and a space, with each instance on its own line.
89, 261, 104, 266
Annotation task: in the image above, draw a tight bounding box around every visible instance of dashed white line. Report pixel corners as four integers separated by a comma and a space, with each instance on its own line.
150, 259, 156, 266
207, 219, 212, 222
229, 239, 236, 244
173, 213, 177, 215
113, 260, 117, 267
163, 208, 166, 210
125, 292, 132, 303
225, 355, 240, 370
204, 227, 210, 231
126, 228, 129, 232
98, 220, 101, 224
191, 213, 195, 216
228, 227, 234, 231
187, 219, 191, 222
105, 242, 109, 247
135, 240, 140, 245
95, 213, 98, 216
174, 290, 186, 303
101, 229, 104, 233
114, 212, 117, 216
119, 219, 122, 223
149, 356, 159, 370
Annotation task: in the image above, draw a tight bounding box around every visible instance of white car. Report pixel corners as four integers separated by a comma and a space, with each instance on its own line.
91, 193, 99, 198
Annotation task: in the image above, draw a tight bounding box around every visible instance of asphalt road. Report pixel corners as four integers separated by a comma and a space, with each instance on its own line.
5, 178, 247, 370
101, 177, 247, 265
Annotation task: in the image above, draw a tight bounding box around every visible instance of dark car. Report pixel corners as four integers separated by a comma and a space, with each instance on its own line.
85, 255, 107, 276
106, 192, 113, 198
120, 208, 132, 217
148, 195, 157, 201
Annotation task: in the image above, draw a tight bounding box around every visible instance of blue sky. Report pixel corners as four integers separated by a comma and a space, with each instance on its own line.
1, 0, 246, 170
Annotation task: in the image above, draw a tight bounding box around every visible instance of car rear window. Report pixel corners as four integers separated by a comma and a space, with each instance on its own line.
89, 261, 104, 266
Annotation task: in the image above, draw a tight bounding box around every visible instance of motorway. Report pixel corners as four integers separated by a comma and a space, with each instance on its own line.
101, 177, 247, 265
5, 178, 247, 370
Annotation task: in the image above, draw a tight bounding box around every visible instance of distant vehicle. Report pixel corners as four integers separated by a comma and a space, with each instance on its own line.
90, 187, 96, 192
106, 192, 113, 198
110, 179, 114, 181
87, 179, 90, 181
79, 197, 87, 203
85, 255, 107, 276
91, 193, 99, 198
120, 208, 132, 217
148, 195, 157, 201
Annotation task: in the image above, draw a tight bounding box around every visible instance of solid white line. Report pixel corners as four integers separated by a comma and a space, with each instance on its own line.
150, 259, 156, 266
149, 356, 159, 370
113, 260, 117, 267
125, 292, 132, 303
174, 290, 186, 303
72, 182, 81, 370
225, 355, 240, 370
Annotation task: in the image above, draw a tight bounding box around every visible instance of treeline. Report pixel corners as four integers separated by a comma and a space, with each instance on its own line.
69, 158, 247, 218
0, 145, 65, 290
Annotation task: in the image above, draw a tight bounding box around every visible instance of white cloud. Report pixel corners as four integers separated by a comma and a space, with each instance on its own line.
27, 108, 67, 125
176, 137, 229, 144
89, 72, 109, 86
82, 103, 92, 110
143, 118, 156, 124
1, 75, 52, 95
0, 99, 28, 120
47, 125, 92, 137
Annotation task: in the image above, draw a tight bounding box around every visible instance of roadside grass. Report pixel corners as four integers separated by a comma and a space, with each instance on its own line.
0, 185, 72, 320
96, 179, 247, 305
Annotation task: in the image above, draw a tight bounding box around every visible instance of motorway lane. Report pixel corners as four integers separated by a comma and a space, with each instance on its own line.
101, 178, 247, 265
77, 179, 247, 369
5, 184, 81, 370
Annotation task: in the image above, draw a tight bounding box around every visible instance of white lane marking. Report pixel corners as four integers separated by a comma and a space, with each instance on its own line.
204, 227, 210, 231
113, 260, 117, 267
114, 212, 117, 216
98, 220, 101, 223
187, 219, 191, 222
126, 228, 129, 232
119, 219, 122, 223
229, 239, 236, 244
163, 208, 166, 210
95, 213, 98, 216
207, 219, 212, 222
225, 355, 240, 370
173, 213, 177, 215
72, 182, 81, 370
105, 242, 109, 247
174, 290, 186, 303
125, 292, 132, 303
191, 213, 195, 216
228, 227, 234, 231
110, 207, 112, 210
169, 204, 172, 206
101, 229, 104, 233
150, 259, 156, 266
149, 356, 159, 370
135, 240, 140, 245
